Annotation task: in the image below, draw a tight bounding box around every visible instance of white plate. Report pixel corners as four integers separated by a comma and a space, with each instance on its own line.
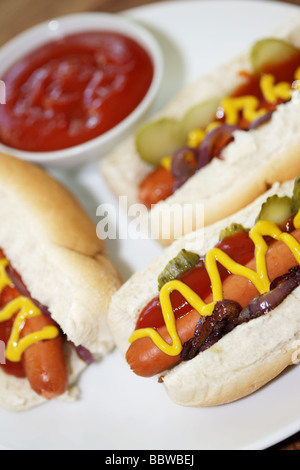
1, 0, 300, 451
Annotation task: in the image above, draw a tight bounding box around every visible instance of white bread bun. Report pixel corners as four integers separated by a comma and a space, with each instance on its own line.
108, 179, 300, 406
0, 344, 86, 411
0, 154, 121, 411
101, 16, 300, 246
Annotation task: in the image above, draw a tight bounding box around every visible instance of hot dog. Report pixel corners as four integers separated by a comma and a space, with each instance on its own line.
0, 153, 121, 411
21, 315, 68, 401
126, 228, 300, 378
108, 177, 300, 406
102, 17, 300, 246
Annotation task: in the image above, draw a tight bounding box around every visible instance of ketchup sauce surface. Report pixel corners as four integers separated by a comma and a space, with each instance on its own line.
0, 31, 154, 152
136, 231, 255, 330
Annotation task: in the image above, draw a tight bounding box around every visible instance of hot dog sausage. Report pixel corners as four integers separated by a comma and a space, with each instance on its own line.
0, 250, 68, 399
126, 228, 300, 377
21, 315, 68, 400
138, 166, 175, 208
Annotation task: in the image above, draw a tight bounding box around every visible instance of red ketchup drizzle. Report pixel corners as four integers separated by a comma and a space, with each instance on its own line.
0, 250, 25, 378
136, 231, 255, 330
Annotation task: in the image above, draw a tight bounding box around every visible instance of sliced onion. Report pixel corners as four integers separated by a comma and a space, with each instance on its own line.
76, 345, 95, 365
171, 125, 238, 190
249, 110, 273, 130
6, 264, 53, 319
181, 300, 242, 361
239, 265, 300, 322
171, 146, 198, 190
170, 111, 274, 193
197, 124, 238, 169
181, 266, 300, 362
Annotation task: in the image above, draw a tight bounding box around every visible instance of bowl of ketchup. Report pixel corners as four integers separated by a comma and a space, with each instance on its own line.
0, 13, 163, 167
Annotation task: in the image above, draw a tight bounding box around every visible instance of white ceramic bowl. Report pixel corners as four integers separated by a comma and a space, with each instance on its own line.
0, 13, 163, 168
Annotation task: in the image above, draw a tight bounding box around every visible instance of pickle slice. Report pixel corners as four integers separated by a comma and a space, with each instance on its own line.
219, 223, 249, 241
180, 99, 220, 141
291, 173, 300, 215
256, 195, 293, 224
250, 38, 300, 74
158, 249, 200, 290
135, 99, 221, 165
135, 118, 183, 166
